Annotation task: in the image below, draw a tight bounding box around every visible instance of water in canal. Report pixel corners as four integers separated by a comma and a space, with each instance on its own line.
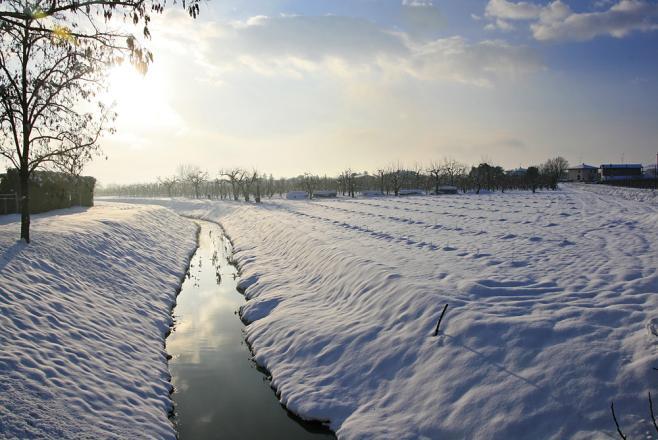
167, 221, 334, 439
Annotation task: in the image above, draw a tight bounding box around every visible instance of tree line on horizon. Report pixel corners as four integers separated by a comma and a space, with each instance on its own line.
96, 157, 570, 201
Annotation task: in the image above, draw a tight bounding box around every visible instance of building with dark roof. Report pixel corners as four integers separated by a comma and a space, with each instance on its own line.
598, 164, 643, 181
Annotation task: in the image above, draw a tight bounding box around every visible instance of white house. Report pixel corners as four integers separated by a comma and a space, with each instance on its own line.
567, 164, 598, 182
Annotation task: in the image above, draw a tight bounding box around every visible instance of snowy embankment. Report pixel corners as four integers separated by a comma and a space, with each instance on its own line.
106, 185, 658, 439
0, 204, 197, 439
574, 182, 658, 204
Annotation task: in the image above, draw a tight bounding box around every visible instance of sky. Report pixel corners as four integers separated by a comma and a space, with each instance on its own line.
82, 0, 658, 184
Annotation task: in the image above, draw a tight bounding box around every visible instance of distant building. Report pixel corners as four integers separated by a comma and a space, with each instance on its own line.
361, 190, 384, 197
314, 190, 337, 198
438, 185, 458, 194
644, 164, 657, 179
506, 167, 527, 177
286, 191, 308, 200
398, 189, 425, 196
567, 163, 598, 182
599, 164, 643, 181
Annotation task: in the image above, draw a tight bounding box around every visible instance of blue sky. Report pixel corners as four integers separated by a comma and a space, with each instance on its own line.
86, 0, 658, 183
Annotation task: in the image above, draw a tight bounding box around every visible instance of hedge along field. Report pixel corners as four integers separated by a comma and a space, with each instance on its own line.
0, 169, 96, 215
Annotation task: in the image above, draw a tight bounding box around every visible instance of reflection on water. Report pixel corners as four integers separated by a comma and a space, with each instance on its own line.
167, 221, 334, 439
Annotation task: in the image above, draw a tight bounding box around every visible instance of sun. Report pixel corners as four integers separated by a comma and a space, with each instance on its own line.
105, 62, 184, 136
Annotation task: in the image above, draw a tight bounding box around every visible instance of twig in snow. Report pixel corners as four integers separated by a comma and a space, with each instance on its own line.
610, 401, 627, 440
650, 392, 658, 435
433, 304, 449, 337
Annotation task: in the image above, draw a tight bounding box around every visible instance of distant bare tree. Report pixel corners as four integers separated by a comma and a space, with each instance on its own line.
221, 168, 245, 201
410, 163, 424, 190
526, 166, 540, 193
301, 172, 318, 199
275, 178, 287, 198
427, 161, 441, 194
375, 168, 387, 194
541, 156, 569, 190
469, 163, 489, 194
265, 174, 275, 199
441, 158, 464, 186
178, 164, 207, 199
157, 176, 178, 197
340, 168, 357, 198
388, 163, 403, 196
241, 169, 262, 203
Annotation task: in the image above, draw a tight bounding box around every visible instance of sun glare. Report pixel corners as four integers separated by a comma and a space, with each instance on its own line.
106, 63, 184, 137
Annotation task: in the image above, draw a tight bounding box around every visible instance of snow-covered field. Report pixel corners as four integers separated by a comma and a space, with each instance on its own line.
0, 204, 197, 439
107, 184, 658, 439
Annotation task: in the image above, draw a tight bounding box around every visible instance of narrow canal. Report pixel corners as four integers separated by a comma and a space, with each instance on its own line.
167, 220, 334, 439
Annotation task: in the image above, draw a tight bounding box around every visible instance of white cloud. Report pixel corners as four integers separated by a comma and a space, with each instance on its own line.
486, 18, 516, 31
483, 0, 658, 41
532, 0, 658, 41
405, 37, 542, 86
175, 13, 542, 87
485, 0, 543, 20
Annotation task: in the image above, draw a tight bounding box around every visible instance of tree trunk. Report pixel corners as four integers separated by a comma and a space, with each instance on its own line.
19, 169, 30, 243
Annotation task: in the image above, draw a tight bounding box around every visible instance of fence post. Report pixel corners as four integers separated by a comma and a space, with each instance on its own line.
15, 192, 19, 213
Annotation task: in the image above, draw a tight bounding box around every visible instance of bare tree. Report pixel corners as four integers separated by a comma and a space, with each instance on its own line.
410, 163, 424, 190
301, 172, 317, 199
388, 162, 403, 196
541, 156, 569, 190
221, 168, 246, 201
178, 164, 207, 199
265, 174, 275, 199
526, 166, 540, 193
375, 168, 387, 194
427, 161, 441, 194
441, 158, 464, 186
157, 176, 178, 197
241, 169, 262, 203
340, 168, 357, 198
0, 0, 200, 242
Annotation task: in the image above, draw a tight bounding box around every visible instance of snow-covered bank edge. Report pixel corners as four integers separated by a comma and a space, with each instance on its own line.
0, 204, 199, 439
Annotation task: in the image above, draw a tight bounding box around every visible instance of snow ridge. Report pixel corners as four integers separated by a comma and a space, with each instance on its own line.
0, 203, 197, 439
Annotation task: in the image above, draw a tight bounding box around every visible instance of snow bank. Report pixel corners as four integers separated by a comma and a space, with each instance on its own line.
105, 188, 658, 439
0, 203, 197, 439
569, 182, 658, 204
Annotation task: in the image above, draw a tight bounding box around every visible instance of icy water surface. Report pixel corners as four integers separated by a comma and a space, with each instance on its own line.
167, 221, 334, 439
